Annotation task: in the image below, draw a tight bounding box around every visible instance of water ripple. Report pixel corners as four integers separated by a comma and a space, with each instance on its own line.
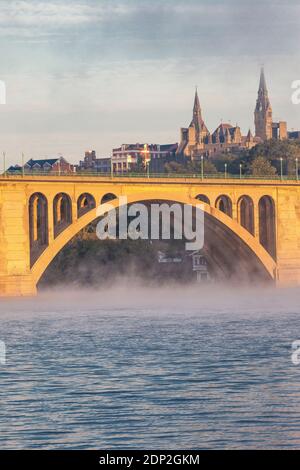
1, 291, 300, 449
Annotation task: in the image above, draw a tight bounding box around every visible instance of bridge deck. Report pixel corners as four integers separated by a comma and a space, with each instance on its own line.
1, 174, 300, 186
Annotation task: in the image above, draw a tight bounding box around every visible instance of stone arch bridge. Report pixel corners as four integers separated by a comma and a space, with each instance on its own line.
0, 174, 299, 296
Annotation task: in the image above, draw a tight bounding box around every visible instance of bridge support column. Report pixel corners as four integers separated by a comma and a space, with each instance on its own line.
254, 203, 260, 239
47, 195, 54, 243
0, 185, 36, 296
232, 197, 238, 222
0, 275, 37, 296
275, 187, 300, 286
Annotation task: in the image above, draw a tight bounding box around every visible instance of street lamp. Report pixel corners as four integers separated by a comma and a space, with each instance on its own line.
280, 157, 283, 180
201, 155, 204, 181
224, 163, 227, 179
142, 144, 150, 177
296, 157, 298, 181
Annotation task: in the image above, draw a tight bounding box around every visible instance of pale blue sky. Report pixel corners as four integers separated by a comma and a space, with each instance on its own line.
1, 0, 300, 166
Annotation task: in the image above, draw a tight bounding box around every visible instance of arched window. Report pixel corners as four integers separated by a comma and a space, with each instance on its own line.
196, 194, 210, 205
53, 193, 72, 238
77, 193, 96, 218
101, 193, 117, 204
259, 196, 276, 259
29, 193, 48, 266
215, 195, 232, 217
238, 196, 254, 235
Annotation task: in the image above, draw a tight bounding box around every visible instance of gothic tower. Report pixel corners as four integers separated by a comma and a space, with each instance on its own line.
192, 88, 203, 142
187, 88, 210, 152
177, 88, 211, 159
254, 68, 273, 140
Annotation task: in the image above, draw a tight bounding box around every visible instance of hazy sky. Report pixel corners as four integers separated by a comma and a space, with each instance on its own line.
1, 0, 300, 166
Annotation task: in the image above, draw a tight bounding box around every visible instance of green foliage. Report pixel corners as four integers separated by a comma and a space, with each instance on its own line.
250, 156, 277, 176
164, 161, 186, 173
211, 151, 248, 174
39, 237, 193, 288
249, 139, 300, 175
164, 159, 218, 175
203, 160, 218, 174
164, 140, 300, 177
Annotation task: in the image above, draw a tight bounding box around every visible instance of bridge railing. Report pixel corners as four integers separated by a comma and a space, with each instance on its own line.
1, 170, 300, 181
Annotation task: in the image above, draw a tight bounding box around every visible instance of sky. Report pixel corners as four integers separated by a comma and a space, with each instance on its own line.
1, 0, 300, 166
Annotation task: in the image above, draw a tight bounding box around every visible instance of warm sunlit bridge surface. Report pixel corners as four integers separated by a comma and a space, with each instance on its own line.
1, 173, 300, 296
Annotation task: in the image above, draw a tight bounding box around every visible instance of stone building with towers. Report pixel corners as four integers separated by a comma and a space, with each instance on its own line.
254, 68, 287, 141
177, 68, 288, 162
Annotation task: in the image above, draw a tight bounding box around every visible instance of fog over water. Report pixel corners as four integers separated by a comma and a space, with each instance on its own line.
1, 284, 300, 449
4, 282, 298, 314
0, 283, 295, 312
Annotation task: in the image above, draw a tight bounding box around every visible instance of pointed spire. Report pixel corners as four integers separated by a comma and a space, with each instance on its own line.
191, 87, 204, 137
188, 87, 210, 147
255, 67, 271, 111
193, 87, 201, 119
246, 128, 253, 141
255, 66, 272, 140
259, 67, 267, 93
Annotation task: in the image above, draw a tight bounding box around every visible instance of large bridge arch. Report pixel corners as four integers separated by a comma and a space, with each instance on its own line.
31, 193, 277, 286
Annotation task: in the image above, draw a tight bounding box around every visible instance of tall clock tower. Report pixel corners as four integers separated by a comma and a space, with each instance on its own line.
254, 68, 273, 140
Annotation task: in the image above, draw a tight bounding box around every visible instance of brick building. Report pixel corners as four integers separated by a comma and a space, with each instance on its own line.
24, 156, 74, 173
78, 151, 111, 173
112, 143, 178, 173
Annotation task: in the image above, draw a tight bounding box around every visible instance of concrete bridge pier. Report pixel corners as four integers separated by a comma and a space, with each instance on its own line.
274, 186, 300, 287
0, 275, 37, 297
0, 186, 36, 296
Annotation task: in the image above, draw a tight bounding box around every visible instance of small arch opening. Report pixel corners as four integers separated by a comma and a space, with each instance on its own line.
238, 195, 254, 235
215, 195, 232, 217
77, 193, 96, 218
53, 193, 72, 238
101, 193, 117, 204
259, 195, 276, 260
196, 194, 210, 205
29, 192, 48, 266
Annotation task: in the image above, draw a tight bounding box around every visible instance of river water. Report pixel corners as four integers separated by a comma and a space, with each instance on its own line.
0, 285, 300, 449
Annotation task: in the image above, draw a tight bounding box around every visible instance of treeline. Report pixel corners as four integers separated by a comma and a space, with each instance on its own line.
165, 139, 300, 176
39, 237, 193, 289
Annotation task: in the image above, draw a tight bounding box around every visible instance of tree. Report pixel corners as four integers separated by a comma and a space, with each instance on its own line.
249, 139, 300, 175
210, 151, 248, 175
203, 160, 218, 175
164, 161, 186, 173
164, 158, 218, 175
250, 156, 277, 176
